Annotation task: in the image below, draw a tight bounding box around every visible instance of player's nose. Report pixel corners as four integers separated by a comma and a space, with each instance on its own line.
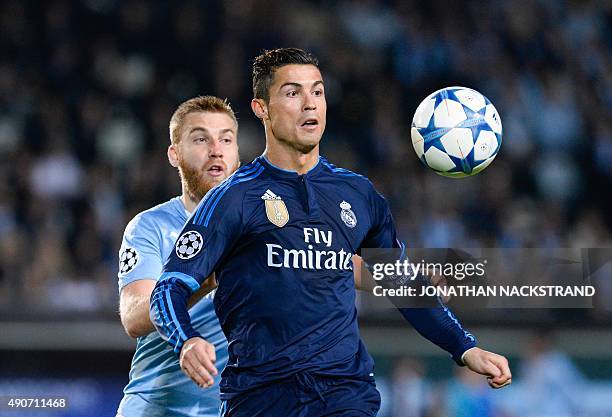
209, 140, 224, 158
303, 94, 316, 111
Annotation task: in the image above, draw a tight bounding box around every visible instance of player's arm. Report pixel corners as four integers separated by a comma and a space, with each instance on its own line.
360, 186, 511, 388
117, 215, 165, 338
385, 266, 510, 387
117, 213, 218, 339
353, 254, 448, 302
352, 255, 369, 290
149, 184, 245, 388
120, 279, 156, 338
120, 275, 217, 339
358, 249, 476, 365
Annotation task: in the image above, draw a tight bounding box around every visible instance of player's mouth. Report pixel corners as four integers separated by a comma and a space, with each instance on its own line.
300, 118, 319, 131
206, 164, 226, 178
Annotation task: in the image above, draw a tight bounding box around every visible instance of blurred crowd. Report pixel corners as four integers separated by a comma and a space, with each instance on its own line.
376, 333, 612, 417
0, 0, 610, 316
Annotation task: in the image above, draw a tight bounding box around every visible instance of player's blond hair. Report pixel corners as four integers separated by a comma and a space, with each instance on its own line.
169, 96, 238, 144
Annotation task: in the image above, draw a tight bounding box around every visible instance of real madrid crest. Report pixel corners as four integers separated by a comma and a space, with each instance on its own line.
262, 189, 289, 227
340, 201, 357, 228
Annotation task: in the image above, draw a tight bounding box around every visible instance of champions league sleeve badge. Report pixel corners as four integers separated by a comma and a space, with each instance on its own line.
175, 230, 204, 259
119, 247, 139, 275
262, 189, 289, 228
340, 201, 357, 228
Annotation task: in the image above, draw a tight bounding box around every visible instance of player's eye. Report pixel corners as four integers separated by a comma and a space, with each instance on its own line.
313, 89, 324, 97
287, 90, 298, 97
221, 138, 232, 144
194, 137, 208, 143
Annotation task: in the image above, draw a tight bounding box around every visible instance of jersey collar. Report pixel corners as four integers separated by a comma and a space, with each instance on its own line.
173, 196, 191, 221
258, 155, 323, 178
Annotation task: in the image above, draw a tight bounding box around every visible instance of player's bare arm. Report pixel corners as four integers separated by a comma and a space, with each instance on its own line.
120, 280, 156, 338
188, 274, 218, 306
120, 275, 217, 339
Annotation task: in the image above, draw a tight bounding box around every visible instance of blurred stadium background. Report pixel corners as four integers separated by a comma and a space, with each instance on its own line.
0, 0, 610, 416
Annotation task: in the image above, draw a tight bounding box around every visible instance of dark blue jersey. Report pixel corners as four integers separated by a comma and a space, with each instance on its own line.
150, 155, 475, 399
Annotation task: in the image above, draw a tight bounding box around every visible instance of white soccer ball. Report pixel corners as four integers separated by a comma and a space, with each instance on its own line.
411, 86, 502, 177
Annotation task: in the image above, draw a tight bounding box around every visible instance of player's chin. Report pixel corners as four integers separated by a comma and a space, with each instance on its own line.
300, 126, 322, 138
193, 176, 224, 199
295, 133, 321, 150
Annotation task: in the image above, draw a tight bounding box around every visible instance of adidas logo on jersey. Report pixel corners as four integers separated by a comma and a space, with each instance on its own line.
261, 189, 281, 200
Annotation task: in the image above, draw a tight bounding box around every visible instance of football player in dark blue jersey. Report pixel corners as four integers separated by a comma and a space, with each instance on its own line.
150, 48, 511, 416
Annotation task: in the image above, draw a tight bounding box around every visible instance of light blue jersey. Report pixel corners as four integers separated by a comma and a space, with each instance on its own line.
117, 197, 228, 417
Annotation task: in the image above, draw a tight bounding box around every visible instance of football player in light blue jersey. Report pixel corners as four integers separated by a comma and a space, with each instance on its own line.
116, 96, 241, 417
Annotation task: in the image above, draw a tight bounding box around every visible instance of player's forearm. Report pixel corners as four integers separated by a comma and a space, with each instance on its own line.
364, 252, 476, 364
399, 306, 476, 365
150, 277, 201, 354
120, 293, 156, 338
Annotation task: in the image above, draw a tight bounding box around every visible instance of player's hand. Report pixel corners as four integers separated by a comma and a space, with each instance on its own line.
180, 337, 218, 388
462, 347, 512, 389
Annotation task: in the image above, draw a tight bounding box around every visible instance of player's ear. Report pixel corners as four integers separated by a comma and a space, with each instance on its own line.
251, 98, 268, 121
168, 144, 179, 167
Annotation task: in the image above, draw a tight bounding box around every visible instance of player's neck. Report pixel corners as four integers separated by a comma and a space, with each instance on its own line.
180, 192, 198, 213
263, 142, 319, 175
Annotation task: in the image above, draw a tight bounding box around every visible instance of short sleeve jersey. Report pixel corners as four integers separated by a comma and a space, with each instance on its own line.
117, 197, 227, 416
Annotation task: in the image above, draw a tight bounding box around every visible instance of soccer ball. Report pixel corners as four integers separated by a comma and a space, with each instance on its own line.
411, 86, 502, 177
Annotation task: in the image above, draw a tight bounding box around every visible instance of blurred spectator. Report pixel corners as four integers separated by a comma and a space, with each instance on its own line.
445, 367, 495, 417
391, 358, 432, 417
508, 332, 586, 417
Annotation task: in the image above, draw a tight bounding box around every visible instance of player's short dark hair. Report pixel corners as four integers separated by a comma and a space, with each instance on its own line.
252, 48, 320, 102
169, 95, 237, 144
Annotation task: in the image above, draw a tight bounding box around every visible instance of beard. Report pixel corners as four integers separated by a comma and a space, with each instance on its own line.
178, 158, 237, 203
